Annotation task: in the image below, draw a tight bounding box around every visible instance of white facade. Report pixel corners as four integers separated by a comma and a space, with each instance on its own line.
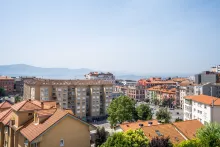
184, 99, 220, 124
85, 72, 115, 83
180, 86, 187, 109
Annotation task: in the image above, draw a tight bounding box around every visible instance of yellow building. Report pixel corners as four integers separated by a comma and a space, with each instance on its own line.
0, 100, 96, 147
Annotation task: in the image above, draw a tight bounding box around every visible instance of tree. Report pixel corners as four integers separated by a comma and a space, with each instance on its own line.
149, 137, 173, 147
175, 118, 183, 122
136, 104, 152, 120
15, 96, 22, 103
196, 122, 220, 147
107, 96, 135, 127
0, 88, 6, 97
95, 127, 108, 147
101, 129, 149, 147
152, 98, 160, 105
177, 139, 202, 147
156, 107, 171, 123
161, 97, 175, 108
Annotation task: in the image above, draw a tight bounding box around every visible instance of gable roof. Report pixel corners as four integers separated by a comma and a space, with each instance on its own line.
120, 120, 159, 132
185, 95, 220, 106
20, 108, 96, 142
142, 124, 186, 144
2, 110, 12, 125
0, 101, 12, 109
0, 108, 12, 121
11, 100, 41, 111
172, 120, 203, 139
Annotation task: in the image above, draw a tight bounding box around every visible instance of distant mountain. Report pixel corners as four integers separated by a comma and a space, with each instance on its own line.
0, 64, 92, 79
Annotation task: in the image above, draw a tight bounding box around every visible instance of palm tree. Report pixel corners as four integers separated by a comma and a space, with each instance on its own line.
196, 122, 220, 147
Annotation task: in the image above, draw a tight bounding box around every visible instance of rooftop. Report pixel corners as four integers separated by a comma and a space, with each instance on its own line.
0, 76, 13, 80
0, 101, 13, 109
185, 94, 220, 106
120, 120, 159, 131
172, 120, 203, 140
24, 78, 113, 86
142, 124, 185, 144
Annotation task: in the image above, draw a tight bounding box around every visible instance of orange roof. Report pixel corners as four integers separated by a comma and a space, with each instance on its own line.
120, 120, 159, 132
0, 108, 12, 121
11, 100, 41, 111
36, 109, 57, 117
20, 109, 79, 142
0, 101, 12, 109
0, 76, 13, 80
185, 95, 220, 106
147, 86, 176, 94
173, 120, 203, 139
142, 124, 185, 144
2, 110, 12, 125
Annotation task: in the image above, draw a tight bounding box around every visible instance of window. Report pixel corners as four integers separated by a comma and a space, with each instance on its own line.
204, 105, 207, 109
60, 139, 64, 147
28, 113, 33, 116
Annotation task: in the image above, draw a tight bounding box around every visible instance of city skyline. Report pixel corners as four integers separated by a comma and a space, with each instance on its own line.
1, 0, 219, 74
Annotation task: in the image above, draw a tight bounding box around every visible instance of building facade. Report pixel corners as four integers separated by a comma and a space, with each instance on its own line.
0, 76, 14, 94
195, 71, 220, 84
15, 76, 35, 95
85, 72, 115, 83
184, 95, 220, 124
127, 85, 145, 102
0, 100, 96, 147
23, 79, 113, 120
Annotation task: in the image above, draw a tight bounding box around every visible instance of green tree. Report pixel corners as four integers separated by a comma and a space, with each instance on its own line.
95, 127, 108, 147
196, 122, 220, 147
161, 97, 175, 108
149, 137, 173, 147
156, 107, 171, 123
0, 88, 6, 97
101, 129, 149, 147
152, 98, 160, 105
15, 96, 22, 103
136, 104, 152, 120
176, 139, 202, 147
175, 118, 183, 122
107, 96, 135, 127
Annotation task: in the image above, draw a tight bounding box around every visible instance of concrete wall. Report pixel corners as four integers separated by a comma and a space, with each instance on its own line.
212, 106, 220, 123
38, 116, 90, 147
201, 73, 217, 84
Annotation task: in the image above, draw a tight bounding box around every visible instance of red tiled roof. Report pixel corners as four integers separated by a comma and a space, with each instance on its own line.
185, 95, 220, 106
11, 100, 41, 111
2, 110, 12, 125
120, 120, 159, 132
37, 109, 57, 117
0, 108, 12, 121
172, 120, 203, 139
142, 124, 186, 144
0, 101, 12, 109
20, 109, 70, 142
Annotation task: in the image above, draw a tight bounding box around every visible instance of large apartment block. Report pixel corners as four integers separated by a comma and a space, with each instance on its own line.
23, 78, 113, 120
0, 76, 14, 93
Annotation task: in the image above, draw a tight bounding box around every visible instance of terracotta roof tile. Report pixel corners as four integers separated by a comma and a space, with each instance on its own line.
120, 120, 159, 132
172, 120, 203, 139
11, 100, 41, 111
0, 101, 12, 109
2, 110, 12, 125
36, 109, 57, 117
142, 124, 186, 144
20, 109, 69, 142
0, 108, 12, 121
185, 95, 220, 106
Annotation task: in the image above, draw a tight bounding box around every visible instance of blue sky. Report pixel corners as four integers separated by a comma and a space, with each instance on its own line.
0, 0, 219, 75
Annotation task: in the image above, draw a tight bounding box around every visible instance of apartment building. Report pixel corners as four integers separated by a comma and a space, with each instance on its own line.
85, 72, 115, 83
127, 85, 145, 102
0, 99, 96, 147
211, 65, 220, 73
0, 76, 14, 94
184, 95, 220, 124
23, 78, 113, 121
138, 78, 177, 88
15, 76, 35, 95
146, 85, 177, 105
195, 71, 220, 84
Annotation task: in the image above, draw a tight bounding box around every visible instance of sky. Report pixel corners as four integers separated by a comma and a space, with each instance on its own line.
0, 0, 219, 75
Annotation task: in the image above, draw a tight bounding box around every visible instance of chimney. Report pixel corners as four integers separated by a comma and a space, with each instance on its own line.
148, 121, 153, 126
212, 99, 214, 107
41, 102, 44, 109
139, 124, 144, 128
